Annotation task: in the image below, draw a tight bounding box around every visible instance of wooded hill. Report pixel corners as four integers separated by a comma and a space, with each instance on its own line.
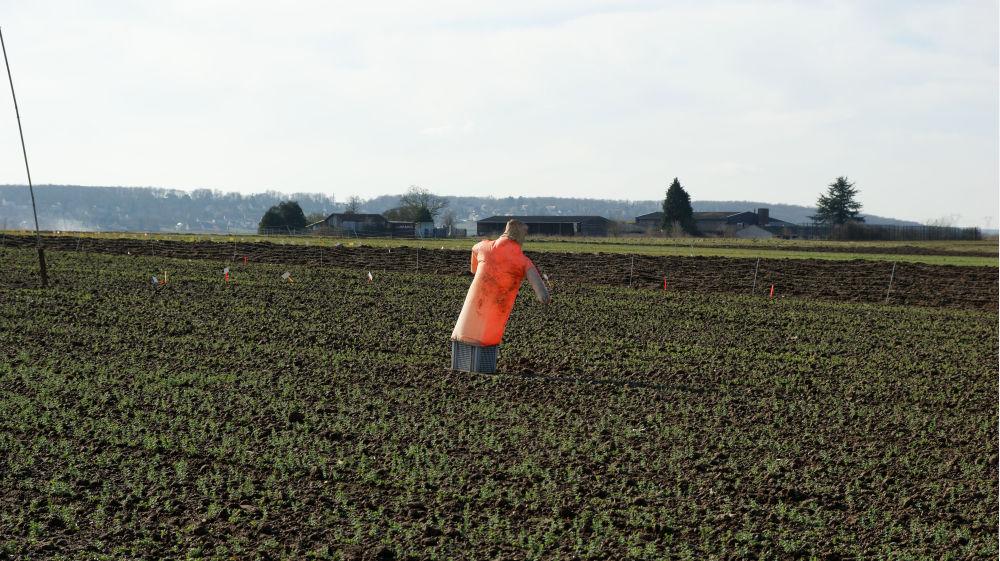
0, 184, 920, 233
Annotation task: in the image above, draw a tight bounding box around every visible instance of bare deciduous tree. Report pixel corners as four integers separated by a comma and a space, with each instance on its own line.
400, 185, 448, 220
925, 214, 960, 228
344, 196, 364, 214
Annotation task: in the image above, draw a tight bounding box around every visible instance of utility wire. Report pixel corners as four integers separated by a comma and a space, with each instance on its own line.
1, 26, 47, 287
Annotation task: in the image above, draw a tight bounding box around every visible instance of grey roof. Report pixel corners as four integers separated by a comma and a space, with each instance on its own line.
637, 211, 741, 220
326, 213, 386, 221
478, 215, 611, 224
696, 211, 750, 220
635, 209, 795, 225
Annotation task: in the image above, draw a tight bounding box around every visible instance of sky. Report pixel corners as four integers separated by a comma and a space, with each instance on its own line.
0, 1, 997, 227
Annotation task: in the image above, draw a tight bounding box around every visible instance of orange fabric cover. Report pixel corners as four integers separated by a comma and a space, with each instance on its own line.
451, 237, 536, 346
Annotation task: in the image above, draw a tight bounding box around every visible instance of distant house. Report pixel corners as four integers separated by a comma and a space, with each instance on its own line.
446, 226, 468, 238
634, 212, 664, 231
635, 208, 795, 238
389, 221, 416, 237
308, 212, 417, 237
415, 221, 435, 239
310, 213, 388, 233
477, 215, 612, 237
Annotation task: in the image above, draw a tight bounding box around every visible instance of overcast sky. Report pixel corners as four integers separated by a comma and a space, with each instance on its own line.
0, 1, 996, 226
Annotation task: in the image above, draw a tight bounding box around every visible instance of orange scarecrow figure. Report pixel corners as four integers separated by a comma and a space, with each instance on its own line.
451, 219, 550, 353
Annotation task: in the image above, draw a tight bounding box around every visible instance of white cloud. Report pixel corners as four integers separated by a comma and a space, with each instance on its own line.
420, 120, 477, 137
0, 0, 995, 225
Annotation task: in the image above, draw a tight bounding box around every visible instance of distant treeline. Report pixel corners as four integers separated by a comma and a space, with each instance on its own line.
0, 185, 337, 232
0, 184, 920, 233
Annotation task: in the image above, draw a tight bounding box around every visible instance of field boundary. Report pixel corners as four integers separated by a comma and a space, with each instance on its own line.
3, 234, 996, 311
2, 230, 997, 266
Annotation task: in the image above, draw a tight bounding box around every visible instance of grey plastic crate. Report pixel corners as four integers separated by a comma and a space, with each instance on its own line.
451, 341, 498, 373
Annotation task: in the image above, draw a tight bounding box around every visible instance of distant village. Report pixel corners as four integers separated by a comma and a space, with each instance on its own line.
302, 179, 980, 242
0, 184, 983, 241
307, 207, 795, 240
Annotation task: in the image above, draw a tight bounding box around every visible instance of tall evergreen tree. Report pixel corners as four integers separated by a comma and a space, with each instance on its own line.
811, 177, 864, 225
662, 178, 696, 235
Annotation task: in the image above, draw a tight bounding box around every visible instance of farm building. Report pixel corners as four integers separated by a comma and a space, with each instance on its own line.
635, 208, 795, 238
477, 215, 612, 237
308, 213, 418, 237
415, 221, 436, 239
388, 221, 417, 237
311, 213, 388, 233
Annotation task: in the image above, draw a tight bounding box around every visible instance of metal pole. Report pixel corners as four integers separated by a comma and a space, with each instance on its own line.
885, 261, 897, 303
751, 257, 760, 294
1, 27, 47, 287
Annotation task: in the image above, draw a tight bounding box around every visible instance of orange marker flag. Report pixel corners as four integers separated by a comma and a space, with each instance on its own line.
769, 284, 775, 299
663, 276, 667, 291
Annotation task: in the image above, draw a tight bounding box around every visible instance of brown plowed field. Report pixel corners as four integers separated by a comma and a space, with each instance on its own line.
5, 234, 997, 310
561, 239, 998, 257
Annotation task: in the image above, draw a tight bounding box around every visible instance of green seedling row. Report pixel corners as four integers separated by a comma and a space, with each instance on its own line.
0, 248, 996, 560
